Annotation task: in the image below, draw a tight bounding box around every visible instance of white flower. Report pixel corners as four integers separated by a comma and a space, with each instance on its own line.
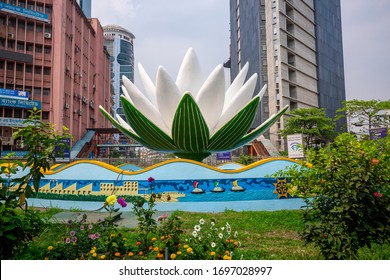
199, 218, 205, 225
194, 225, 201, 232
192, 231, 198, 238
211, 242, 216, 248
234, 231, 238, 238
218, 233, 223, 239
211, 222, 215, 227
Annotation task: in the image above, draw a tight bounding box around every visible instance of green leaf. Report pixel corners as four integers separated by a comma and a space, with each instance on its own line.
120, 97, 177, 151
172, 94, 209, 152
231, 105, 289, 149
208, 96, 260, 151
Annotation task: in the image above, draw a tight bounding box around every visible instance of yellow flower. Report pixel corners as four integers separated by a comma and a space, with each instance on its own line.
47, 246, 53, 251
100, 255, 106, 260
149, 246, 154, 251
161, 236, 165, 241
111, 233, 116, 237
106, 195, 117, 206
230, 239, 234, 243
186, 247, 193, 253
90, 249, 96, 254
223, 255, 232, 260
225, 250, 230, 255
136, 241, 141, 246
139, 251, 143, 256
234, 241, 239, 247
170, 253, 177, 260
154, 247, 159, 252
210, 251, 216, 256
183, 245, 189, 249
123, 237, 127, 241
128, 252, 134, 257
177, 251, 182, 255
92, 253, 97, 257
151, 237, 157, 242
44, 257, 49, 260
157, 253, 164, 259
115, 252, 121, 257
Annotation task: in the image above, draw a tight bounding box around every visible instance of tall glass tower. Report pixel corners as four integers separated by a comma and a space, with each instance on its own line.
229, 0, 346, 150
76, 0, 91, 18
103, 25, 135, 119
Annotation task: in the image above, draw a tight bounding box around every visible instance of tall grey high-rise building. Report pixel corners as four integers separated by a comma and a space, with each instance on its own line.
103, 25, 135, 119
229, 0, 346, 150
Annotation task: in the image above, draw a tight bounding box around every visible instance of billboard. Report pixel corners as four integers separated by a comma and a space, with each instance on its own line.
0, 97, 41, 109
287, 134, 304, 158
0, 3, 49, 23
216, 152, 231, 160
0, 88, 29, 100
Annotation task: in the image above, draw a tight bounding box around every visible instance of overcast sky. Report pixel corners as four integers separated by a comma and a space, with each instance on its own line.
92, 0, 390, 102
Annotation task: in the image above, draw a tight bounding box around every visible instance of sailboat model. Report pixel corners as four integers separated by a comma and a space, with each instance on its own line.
191, 181, 205, 194
210, 181, 225, 193
230, 180, 246, 192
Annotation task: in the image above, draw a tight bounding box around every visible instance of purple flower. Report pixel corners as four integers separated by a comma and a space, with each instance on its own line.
88, 224, 93, 230
65, 238, 71, 244
89, 234, 96, 240
72, 237, 77, 243
148, 177, 155, 183
118, 197, 127, 207
80, 225, 84, 231
95, 232, 101, 238
70, 231, 76, 236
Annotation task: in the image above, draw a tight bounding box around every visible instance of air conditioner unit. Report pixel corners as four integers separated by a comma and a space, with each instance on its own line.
64, 103, 70, 109
44, 32, 51, 39
82, 96, 88, 103
89, 101, 94, 108
8, 33, 14, 39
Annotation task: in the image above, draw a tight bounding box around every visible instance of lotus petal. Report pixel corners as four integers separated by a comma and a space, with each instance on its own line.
195, 64, 225, 132
122, 76, 170, 136
208, 96, 260, 151
121, 96, 176, 151
213, 73, 258, 135
176, 48, 203, 99
156, 66, 182, 132
138, 63, 158, 106
172, 93, 209, 152
231, 105, 289, 149
99, 106, 147, 146
225, 62, 249, 106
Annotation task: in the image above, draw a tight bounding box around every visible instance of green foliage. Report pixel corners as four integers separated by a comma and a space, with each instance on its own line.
279, 108, 336, 149
12, 109, 73, 197
0, 204, 44, 259
235, 154, 255, 165
336, 99, 390, 134
277, 133, 390, 259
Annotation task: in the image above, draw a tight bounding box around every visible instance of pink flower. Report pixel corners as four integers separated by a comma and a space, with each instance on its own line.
118, 197, 127, 207
374, 192, 383, 198
157, 213, 168, 221
148, 177, 155, 183
70, 231, 76, 236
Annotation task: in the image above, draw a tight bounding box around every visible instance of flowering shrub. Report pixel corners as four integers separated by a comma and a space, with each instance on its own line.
176, 218, 241, 260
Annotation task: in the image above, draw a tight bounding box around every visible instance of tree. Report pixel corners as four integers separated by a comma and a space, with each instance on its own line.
336, 99, 390, 135
279, 108, 336, 149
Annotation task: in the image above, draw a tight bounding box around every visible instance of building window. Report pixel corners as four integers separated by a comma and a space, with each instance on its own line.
26, 43, 33, 52
33, 87, 41, 96
42, 111, 49, 120
44, 46, 51, 54
27, 22, 34, 30
34, 66, 41, 74
16, 63, 23, 72
43, 67, 51, 75
35, 45, 42, 53
7, 61, 14, 70
25, 65, 32, 73
36, 24, 43, 32
43, 89, 50, 96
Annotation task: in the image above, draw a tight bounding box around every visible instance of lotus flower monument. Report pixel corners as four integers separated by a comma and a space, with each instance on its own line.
99, 48, 288, 162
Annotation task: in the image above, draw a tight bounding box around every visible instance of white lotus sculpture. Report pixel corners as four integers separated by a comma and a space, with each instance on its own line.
99, 48, 288, 162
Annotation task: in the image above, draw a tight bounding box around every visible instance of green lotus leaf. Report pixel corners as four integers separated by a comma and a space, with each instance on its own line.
120, 96, 177, 151
231, 105, 289, 149
99, 106, 149, 147
208, 96, 260, 151
172, 93, 209, 152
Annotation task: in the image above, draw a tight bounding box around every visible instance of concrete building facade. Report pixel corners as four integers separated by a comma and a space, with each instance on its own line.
229, 0, 346, 150
0, 0, 112, 156
103, 24, 135, 120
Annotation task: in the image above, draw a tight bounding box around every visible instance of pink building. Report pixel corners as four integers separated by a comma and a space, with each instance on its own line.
0, 0, 112, 156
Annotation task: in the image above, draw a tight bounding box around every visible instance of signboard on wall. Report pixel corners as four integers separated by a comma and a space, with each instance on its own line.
0, 117, 27, 127
216, 152, 231, 160
287, 134, 304, 158
0, 97, 41, 109
0, 3, 49, 23
0, 88, 29, 100
55, 138, 71, 162
369, 127, 388, 140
